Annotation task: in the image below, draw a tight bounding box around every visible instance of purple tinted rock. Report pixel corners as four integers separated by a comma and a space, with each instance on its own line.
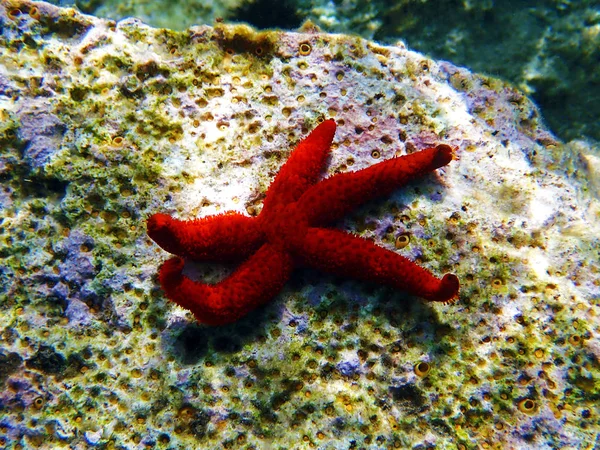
305, 284, 328, 306
0, 185, 11, 209
288, 314, 309, 334
337, 354, 360, 377
51, 282, 69, 301
18, 105, 66, 169
55, 230, 94, 255
65, 299, 91, 326
79, 285, 101, 305
429, 191, 443, 202
102, 270, 130, 291
55, 231, 96, 286
60, 255, 95, 286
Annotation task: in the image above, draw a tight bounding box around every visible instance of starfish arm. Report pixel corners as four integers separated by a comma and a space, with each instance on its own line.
147, 212, 264, 262
295, 227, 459, 303
298, 144, 455, 226
261, 119, 336, 215
157, 244, 294, 325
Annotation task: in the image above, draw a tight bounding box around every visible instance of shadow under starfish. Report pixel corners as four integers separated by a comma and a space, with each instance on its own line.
147, 119, 459, 325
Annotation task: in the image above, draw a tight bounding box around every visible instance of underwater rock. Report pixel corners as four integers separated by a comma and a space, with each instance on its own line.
55, 232, 97, 286
65, 298, 92, 326
0, 1, 598, 448
25, 345, 67, 376
45, 0, 600, 141
84, 429, 102, 445
0, 352, 23, 384
19, 104, 66, 169
337, 353, 361, 377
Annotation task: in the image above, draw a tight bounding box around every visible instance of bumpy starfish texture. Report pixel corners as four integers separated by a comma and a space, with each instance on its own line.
148, 119, 459, 325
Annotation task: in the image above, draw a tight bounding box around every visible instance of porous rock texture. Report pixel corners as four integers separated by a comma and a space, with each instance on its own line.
0, 1, 599, 448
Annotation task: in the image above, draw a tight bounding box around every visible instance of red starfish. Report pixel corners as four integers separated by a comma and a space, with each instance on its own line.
147, 119, 459, 325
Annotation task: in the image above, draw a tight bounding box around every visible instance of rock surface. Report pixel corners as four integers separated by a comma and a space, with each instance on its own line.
0, 1, 599, 448
45, 0, 600, 141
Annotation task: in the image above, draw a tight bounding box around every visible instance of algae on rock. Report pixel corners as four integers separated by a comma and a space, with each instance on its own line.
0, 1, 599, 449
